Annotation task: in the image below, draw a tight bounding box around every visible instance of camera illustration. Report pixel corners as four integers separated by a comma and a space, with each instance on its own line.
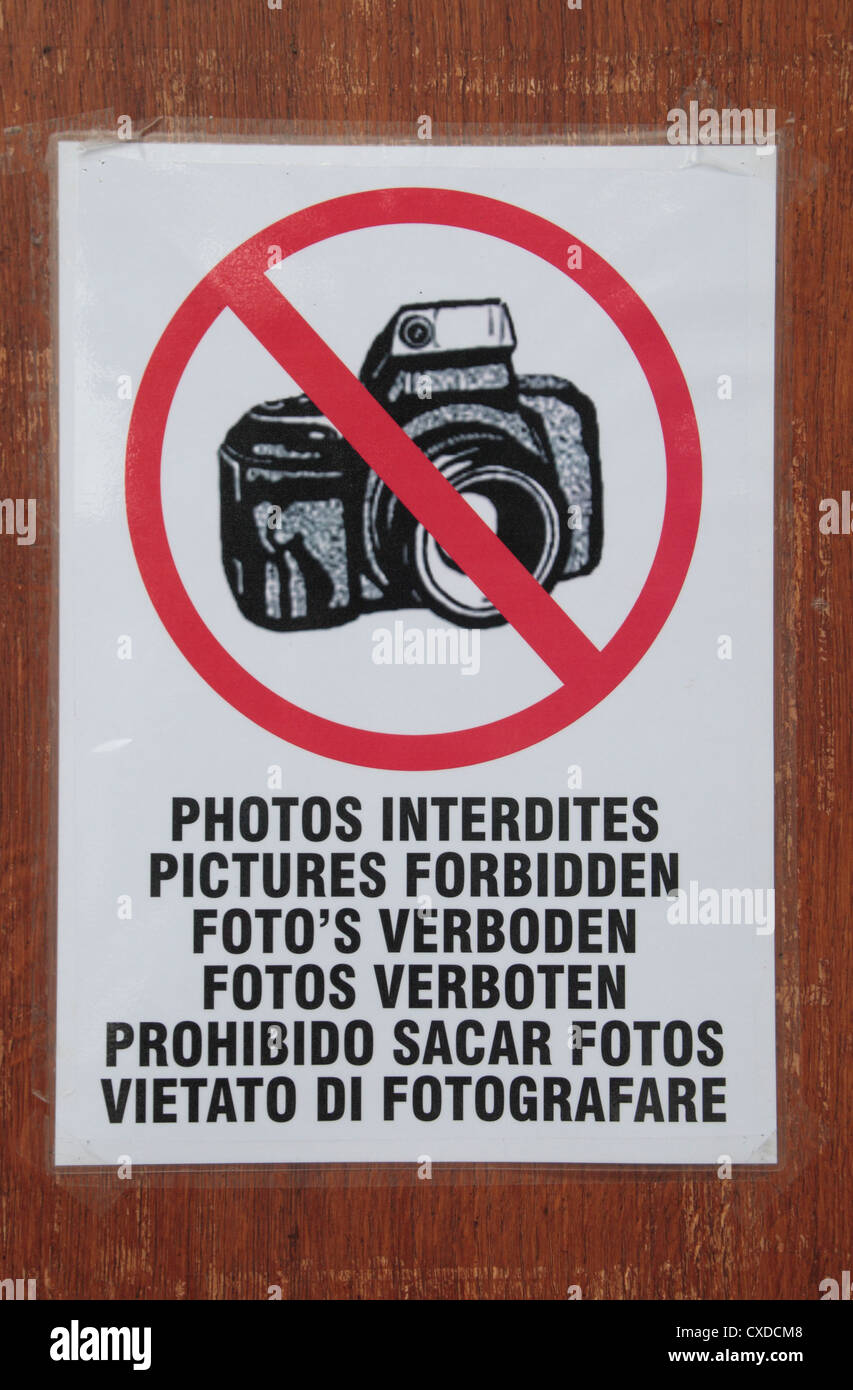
219, 299, 602, 630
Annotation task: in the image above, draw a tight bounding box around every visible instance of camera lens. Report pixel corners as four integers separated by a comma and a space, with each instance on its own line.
399, 314, 434, 349
412, 462, 565, 626
364, 427, 569, 627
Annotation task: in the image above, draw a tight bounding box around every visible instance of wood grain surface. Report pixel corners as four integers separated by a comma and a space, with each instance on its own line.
1, 0, 850, 1300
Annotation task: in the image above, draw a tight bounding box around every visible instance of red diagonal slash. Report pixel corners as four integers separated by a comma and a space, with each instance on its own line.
213, 268, 601, 694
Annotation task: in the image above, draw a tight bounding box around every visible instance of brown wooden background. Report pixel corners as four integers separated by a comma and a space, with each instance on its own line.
1, 0, 850, 1300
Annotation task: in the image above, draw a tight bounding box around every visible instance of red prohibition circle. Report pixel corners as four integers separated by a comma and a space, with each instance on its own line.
125, 187, 702, 771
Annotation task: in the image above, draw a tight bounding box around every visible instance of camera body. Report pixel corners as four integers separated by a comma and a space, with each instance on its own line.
219, 299, 602, 630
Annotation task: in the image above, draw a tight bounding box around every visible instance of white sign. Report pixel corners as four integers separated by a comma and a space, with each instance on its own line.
56, 140, 777, 1165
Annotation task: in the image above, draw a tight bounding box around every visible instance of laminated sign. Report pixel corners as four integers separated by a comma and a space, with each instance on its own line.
56, 141, 777, 1165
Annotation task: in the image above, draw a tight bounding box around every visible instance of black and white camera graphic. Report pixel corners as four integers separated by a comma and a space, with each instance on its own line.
219, 299, 603, 631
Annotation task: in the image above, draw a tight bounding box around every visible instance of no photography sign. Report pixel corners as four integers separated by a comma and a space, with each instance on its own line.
125, 186, 701, 768
56, 141, 777, 1165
